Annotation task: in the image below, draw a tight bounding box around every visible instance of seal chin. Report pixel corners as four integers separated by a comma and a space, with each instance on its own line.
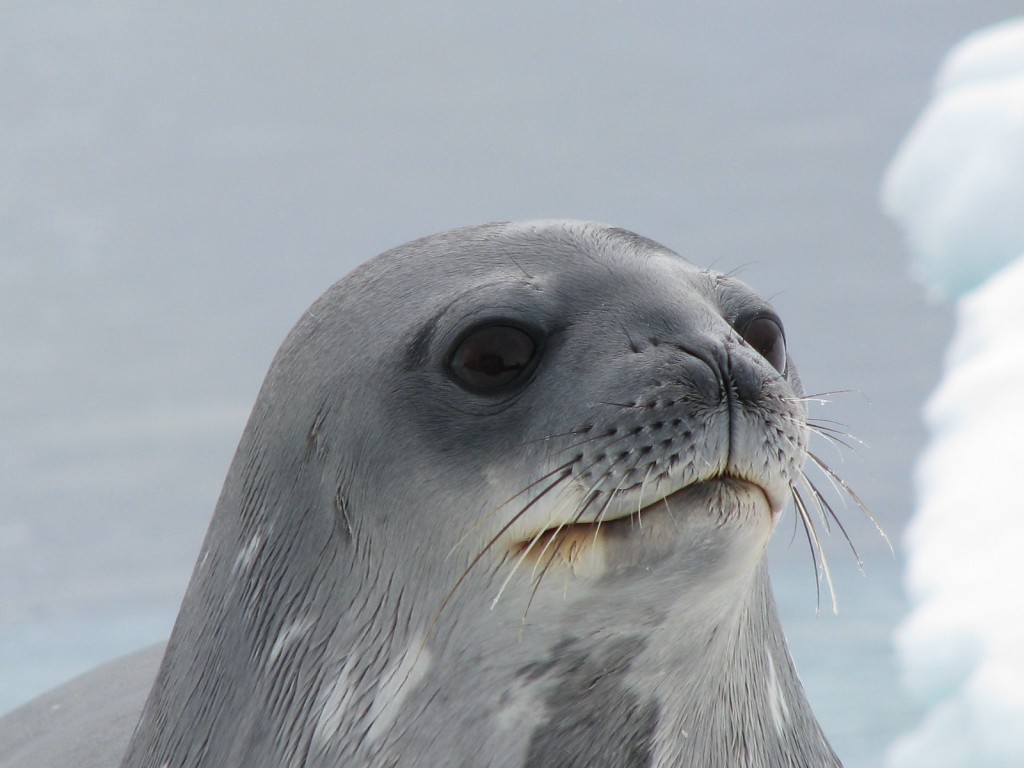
511, 474, 779, 575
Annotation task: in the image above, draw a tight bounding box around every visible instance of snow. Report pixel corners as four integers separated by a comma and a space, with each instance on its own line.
882, 18, 1024, 300
882, 17, 1024, 768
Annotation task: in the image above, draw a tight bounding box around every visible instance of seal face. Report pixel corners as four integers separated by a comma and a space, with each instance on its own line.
109, 221, 841, 767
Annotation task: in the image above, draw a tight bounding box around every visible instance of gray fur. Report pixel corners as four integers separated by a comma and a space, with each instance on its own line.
0, 221, 843, 767
522, 637, 660, 767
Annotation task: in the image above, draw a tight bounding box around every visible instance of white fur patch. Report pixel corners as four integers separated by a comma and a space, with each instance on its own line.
313, 655, 358, 747
766, 652, 791, 736
495, 676, 547, 733
234, 532, 262, 572
366, 633, 432, 744
268, 618, 314, 664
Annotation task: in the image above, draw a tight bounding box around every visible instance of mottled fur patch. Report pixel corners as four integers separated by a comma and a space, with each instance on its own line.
521, 637, 659, 768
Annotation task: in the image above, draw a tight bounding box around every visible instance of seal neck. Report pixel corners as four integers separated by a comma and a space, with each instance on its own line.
648, 561, 842, 766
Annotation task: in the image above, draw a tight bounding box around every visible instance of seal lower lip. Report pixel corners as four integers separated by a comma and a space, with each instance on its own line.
512, 475, 773, 561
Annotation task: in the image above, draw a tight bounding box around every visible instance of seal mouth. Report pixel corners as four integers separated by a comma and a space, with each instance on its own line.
511, 474, 775, 566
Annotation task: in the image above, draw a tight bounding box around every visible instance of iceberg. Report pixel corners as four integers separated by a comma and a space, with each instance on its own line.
882, 17, 1024, 768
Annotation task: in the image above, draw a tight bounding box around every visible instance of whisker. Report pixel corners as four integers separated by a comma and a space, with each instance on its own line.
521, 490, 603, 619
789, 389, 858, 401
494, 519, 558, 610
800, 471, 863, 572
426, 467, 573, 647
806, 419, 862, 440
514, 426, 599, 449
518, 448, 644, 620
807, 416, 853, 428
590, 444, 656, 539
553, 426, 642, 460
776, 406, 858, 447
528, 447, 636, 584
791, 484, 838, 614
527, 488, 600, 584
637, 465, 657, 530
807, 451, 893, 556
524, 545, 561, 623
713, 261, 756, 280
588, 482, 624, 551
660, 493, 678, 526
806, 422, 861, 453
520, 493, 604, 623
778, 407, 854, 454
788, 498, 801, 546
447, 457, 579, 559
526, 440, 630, 556
593, 400, 654, 409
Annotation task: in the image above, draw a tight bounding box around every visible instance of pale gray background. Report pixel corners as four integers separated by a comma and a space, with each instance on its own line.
3, 3, 1020, 766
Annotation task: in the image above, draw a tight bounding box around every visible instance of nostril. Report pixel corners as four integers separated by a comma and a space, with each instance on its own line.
626, 331, 662, 354
727, 354, 769, 404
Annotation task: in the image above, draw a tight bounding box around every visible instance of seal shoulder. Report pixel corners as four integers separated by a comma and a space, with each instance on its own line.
0, 644, 162, 768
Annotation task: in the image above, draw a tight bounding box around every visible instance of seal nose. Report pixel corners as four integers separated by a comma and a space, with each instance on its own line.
626, 322, 771, 410
667, 338, 767, 409
726, 350, 769, 406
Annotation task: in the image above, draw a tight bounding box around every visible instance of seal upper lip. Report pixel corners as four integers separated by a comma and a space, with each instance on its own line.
520, 472, 779, 548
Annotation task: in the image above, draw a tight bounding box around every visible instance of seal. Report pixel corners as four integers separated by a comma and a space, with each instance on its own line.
0, 220, 845, 767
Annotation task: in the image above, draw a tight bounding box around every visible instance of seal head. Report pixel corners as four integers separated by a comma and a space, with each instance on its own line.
121, 221, 841, 767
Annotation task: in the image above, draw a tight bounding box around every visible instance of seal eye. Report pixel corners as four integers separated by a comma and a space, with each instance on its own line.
450, 325, 537, 392
738, 315, 786, 374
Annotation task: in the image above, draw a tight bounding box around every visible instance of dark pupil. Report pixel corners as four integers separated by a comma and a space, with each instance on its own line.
741, 317, 786, 374
471, 351, 510, 377
452, 325, 535, 391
